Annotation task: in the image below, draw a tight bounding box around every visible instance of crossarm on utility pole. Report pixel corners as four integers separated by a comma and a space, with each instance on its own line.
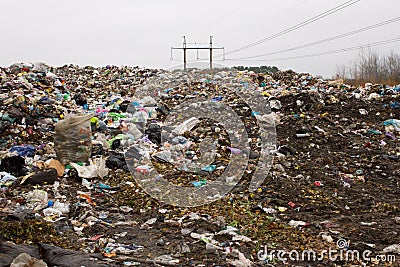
171, 36, 224, 71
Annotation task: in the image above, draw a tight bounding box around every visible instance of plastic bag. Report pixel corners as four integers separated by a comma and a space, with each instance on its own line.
172, 117, 200, 135
70, 157, 109, 179
10, 253, 47, 267
52, 201, 70, 214
25, 190, 48, 211
0, 243, 40, 267
26, 190, 48, 203
43, 207, 63, 217
384, 119, 400, 132
54, 114, 94, 164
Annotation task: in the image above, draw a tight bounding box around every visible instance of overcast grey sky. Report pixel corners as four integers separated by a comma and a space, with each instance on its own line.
1, 0, 399, 77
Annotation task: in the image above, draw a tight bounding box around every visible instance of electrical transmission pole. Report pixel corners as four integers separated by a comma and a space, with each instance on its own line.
171, 36, 224, 71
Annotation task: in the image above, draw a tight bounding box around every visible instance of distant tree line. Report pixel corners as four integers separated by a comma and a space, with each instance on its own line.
234, 65, 280, 74
336, 49, 400, 86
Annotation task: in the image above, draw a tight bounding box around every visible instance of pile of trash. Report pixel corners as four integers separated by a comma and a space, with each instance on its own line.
0, 63, 399, 266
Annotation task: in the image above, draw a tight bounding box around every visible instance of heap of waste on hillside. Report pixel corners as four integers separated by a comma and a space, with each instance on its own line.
0, 62, 399, 266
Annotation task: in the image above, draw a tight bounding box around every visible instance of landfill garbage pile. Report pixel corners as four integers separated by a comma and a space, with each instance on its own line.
0, 63, 399, 266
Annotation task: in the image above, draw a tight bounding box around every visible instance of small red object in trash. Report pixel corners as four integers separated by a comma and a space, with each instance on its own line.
314, 181, 322, 186
89, 234, 104, 241
135, 166, 150, 174
79, 193, 96, 206
288, 201, 296, 208
364, 142, 372, 148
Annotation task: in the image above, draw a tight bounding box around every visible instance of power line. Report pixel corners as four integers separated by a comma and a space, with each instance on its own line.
212, 0, 310, 38
227, 16, 400, 60
221, 0, 361, 57
224, 0, 361, 56
223, 37, 400, 62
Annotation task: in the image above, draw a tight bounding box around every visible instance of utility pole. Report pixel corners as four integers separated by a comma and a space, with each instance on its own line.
171, 36, 224, 71
183, 36, 187, 71
209, 36, 213, 70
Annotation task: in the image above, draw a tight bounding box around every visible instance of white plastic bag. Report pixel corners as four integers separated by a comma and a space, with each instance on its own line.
70, 157, 109, 179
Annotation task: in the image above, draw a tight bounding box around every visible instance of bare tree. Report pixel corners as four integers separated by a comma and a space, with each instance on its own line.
335, 64, 347, 80
336, 49, 400, 86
